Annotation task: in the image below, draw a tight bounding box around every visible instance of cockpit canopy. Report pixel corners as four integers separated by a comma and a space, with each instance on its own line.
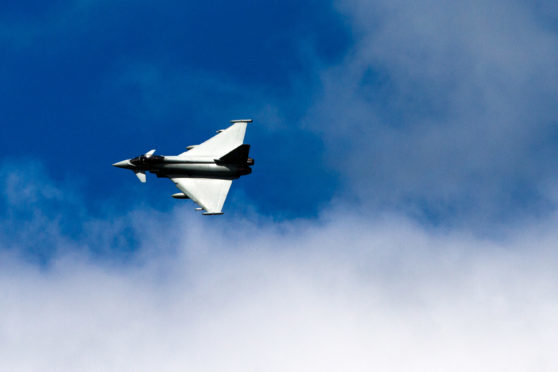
130, 154, 165, 166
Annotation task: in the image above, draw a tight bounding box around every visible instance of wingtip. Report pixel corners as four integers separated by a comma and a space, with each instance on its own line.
230, 119, 253, 123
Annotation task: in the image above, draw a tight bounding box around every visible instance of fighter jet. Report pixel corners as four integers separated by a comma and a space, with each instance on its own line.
113, 119, 254, 215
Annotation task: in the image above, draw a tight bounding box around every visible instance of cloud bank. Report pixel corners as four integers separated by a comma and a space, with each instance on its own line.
1, 162, 558, 371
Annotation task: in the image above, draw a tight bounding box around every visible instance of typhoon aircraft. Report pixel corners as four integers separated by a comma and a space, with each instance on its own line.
113, 119, 254, 215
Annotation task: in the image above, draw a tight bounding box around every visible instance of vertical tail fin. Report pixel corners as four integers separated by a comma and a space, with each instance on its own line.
216, 144, 251, 164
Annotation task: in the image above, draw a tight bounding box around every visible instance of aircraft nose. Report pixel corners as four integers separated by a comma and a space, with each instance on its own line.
113, 160, 131, 169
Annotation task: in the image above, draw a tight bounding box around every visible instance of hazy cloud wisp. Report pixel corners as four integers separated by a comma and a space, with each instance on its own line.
307, 0, 558, 221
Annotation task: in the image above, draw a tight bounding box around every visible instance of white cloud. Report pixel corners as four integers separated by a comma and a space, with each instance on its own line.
1, 195, 558, 371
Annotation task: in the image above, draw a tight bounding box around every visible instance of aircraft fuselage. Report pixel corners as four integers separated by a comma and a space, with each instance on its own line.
113, 154, 252, 180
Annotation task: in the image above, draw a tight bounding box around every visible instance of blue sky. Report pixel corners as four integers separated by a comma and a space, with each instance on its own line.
0, 0, 350, 220
3, 0, 557, 228
2, 0, 558, 370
